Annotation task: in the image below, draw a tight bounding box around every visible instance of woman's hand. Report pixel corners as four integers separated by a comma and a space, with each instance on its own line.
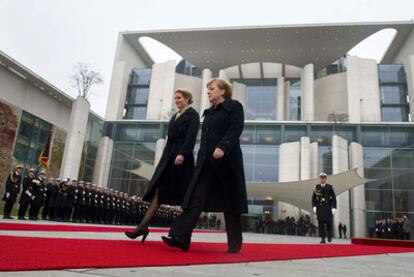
213, 148, 225, 159
174, 154, 185, 165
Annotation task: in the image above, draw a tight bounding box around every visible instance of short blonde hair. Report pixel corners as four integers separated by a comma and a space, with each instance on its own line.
175, 88, 193, 104
207, 78, 232, 99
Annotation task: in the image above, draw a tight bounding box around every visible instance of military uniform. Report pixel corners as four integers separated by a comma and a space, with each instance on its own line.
28, 172, 47, 220
3, 166, 23, 219
312, 174, 337, 243
18, 170, 35, 219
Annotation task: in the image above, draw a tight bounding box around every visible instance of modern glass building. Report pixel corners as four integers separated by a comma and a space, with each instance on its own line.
93, 22, 414, 238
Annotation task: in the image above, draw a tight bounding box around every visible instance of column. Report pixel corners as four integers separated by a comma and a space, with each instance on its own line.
332, 134, 350, 238
60, 96, 90, 179
300, 64, 314, 121
277, 77, 285, 121
219, 69, 229, 81
349, 142, 366, 237
200, 69, 212, 113
300, 137, 310, 180
284, 81, 291, 120
310, 142, 319, 179
404, 55, 414, 121
278, 141, 300, 219
147, 60, 176, 120
232, 81, 247, 107
92, 136, 114, 187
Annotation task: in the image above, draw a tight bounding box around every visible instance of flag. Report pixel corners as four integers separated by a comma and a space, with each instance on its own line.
39, 132, 52, 168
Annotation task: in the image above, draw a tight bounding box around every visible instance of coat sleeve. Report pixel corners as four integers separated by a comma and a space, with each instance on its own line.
330, 185, 337, 209
178, 112, 200, 156
216, 102, 244, 155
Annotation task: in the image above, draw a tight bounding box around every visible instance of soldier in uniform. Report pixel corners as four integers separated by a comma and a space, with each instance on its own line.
312, 172, 337, 243
3, 164, 23, 219
47, 178, 60, 220
18, 168, 35, 220
65, 179, 77, 221
42, 177, 55, 220
28, 170, 47, 220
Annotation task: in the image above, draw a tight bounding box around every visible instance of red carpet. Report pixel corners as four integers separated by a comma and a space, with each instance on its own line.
0, 235, 413, 271
352, 238, 414, 248
0, 222, 222, 233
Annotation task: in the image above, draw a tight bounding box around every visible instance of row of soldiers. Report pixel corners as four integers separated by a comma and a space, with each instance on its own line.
2, 165, 182, 226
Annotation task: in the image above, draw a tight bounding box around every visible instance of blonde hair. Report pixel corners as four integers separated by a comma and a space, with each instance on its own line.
207, 78, 232, 99
175, 88, 193, 104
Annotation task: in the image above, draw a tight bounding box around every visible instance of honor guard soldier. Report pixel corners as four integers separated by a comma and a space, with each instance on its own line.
65, 179, 77, 221
48, 178, 61, 220
18, 168, 35, 220
3, 164, 24, 219
312, 172, 337, 243
42, 177, 55, 220
28, 170, 47, 220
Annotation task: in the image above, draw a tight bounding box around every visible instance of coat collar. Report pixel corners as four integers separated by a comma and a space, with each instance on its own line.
202, 99, 232, 117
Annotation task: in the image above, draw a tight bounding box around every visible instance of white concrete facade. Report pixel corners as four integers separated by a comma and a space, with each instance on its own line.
60, 97, 90, 179
301, 64, 314, 121
349, 142, 366, 237
92, 136, 114, 187
146, 60, 176, 120
332, 135, 350, 238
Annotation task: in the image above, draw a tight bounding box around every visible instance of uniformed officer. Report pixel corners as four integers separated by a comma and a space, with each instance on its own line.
28, 170, 47, 220
312, 172, 337, 243
2, 164, 23, 219
42, 177, 55, 220
18, 168, 35, 220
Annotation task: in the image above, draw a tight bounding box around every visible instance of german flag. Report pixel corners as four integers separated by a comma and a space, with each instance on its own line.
39, 132, 52, 168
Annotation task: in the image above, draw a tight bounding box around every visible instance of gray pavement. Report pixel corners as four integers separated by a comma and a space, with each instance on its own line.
1, 219, 413, 276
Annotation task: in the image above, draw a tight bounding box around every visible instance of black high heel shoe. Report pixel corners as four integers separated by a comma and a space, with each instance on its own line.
124, 227, 149, 243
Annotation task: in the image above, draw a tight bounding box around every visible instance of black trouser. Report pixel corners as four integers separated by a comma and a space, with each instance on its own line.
318, 220, 332, 240
3, 198, 15, 216
29, 204, 41, 219
168, 174, 242, 249
18, 203, 30, 218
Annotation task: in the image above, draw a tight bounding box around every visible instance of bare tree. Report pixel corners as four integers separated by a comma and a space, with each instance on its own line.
327, 112, 349, 134
70, 62, 103, 99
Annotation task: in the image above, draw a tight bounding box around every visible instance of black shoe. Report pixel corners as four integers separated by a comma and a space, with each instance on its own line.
18, 216, 26, 220
161, 236, 189, 252
320, 239, 326, 244
3, 215, 13, 219
327, 237, 332, 243
124, 227, 149, 243
226, 246, 241, 254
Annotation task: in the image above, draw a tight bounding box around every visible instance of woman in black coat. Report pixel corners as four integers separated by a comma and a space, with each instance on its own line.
162, 78, 248, 253
125, 89, 200, 242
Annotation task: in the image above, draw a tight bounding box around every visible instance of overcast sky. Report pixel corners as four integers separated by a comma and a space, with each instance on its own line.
1, 0, 413, 117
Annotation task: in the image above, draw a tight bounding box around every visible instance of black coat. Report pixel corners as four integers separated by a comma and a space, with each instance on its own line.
311, 183, 337, 221
143, 107, 200, 205
19, 176, 34, 205
3, 172, 21, 202
182, 99, 248, 214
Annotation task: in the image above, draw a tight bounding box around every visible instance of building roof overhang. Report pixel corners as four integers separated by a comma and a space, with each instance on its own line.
122, 21, 414, 72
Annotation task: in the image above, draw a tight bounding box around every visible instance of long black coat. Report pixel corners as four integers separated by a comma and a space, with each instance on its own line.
143, 107, 200, 205
182, 99, 248, 214
311, 183, 337, 221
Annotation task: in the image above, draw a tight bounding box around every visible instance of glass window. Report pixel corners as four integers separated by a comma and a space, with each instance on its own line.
381, 107, 408, 122
130, 69, 151, 85
380, 85, 407, 104
257, 126, 281, 145
365, 189, 394, 212
289, 80, 301, 121
284, 125, 306, 142
241, 125, 255, 144
125, 106, 147, 120
388, 127, 414, 147
114, 125, 139, 141
318, 146, 332, 175
310, 126, 333, 146
378, 64, 406, 83
363, 147, 391, 168
128, 87, 149, 105
361, 126, 387, 147
245, 85, 277, 120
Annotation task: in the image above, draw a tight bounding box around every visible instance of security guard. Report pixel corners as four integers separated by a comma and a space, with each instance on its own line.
3, 164, 23, 219
312, 172, 337, 243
